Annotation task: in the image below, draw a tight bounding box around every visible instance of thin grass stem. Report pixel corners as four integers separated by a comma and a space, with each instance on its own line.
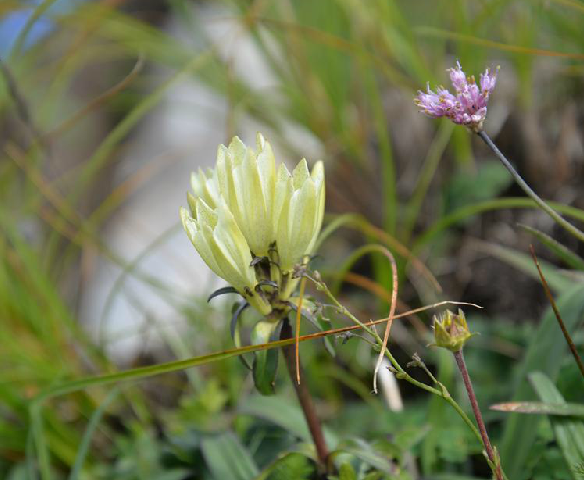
478, 131, 584, 244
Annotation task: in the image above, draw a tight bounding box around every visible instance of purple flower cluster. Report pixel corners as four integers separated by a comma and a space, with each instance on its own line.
415, 61, 498, 132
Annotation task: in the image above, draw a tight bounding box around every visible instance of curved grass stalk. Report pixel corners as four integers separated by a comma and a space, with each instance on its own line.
316, 213, 441, 292
33, 300, 480, 404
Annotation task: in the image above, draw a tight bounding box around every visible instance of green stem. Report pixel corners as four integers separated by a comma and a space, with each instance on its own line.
312, 277, 483, 446
478, 130, 584, 244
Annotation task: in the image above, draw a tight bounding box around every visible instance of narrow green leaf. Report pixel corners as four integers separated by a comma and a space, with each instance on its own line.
239, 395, 338, 449
30, 404, 51, 480
491, 401, 584, 417
415, 198, 584, 253
251, 321, 282, 396
476, 240, 574, 292
69, 388, 120, 480
530, 372, 584, 480
519, 223, 584, 271
34, 336, 302, 403
332, 438, 393, 474
500, 284, 584, 480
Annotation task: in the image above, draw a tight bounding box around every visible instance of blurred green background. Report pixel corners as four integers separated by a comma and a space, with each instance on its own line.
2, 0, 584, 479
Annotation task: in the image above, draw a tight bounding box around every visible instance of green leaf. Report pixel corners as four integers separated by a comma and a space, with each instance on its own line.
499, 284, 584, 480
69, 388, 120, 480
338, 462, 358, 480
201, 432, 259, 480
254, 452, 315, 480
519, 224, 584, 271
475, 241, 574, 292
415, 197, 584, 254
332, 438, 393, 474
239, 395, 338, 449
251, 321, 282, 396
491, 401, 584, 418
530, 372, 584, 480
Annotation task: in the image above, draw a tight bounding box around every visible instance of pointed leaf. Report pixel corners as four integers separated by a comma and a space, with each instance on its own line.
519, 224, 584, 271
500, 284, 584, 479
530, 372, 584, 479
491, 401, 584, 417
477, 241, 574, 292
252, 321, 282, 395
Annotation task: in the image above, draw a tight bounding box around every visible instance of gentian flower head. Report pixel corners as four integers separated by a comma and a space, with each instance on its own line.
181, 134, 325, 316
415, 61, 499, 132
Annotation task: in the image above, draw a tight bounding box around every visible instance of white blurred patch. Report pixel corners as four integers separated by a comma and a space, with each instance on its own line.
80, 3, 322, 361
378, 358, 403, 412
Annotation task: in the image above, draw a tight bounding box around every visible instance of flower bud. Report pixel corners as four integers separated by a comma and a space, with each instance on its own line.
432, 309, 474, 352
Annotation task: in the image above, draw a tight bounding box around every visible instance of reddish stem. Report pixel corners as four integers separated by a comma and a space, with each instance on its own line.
453, 349, 503, 480
280, 319, 329, 473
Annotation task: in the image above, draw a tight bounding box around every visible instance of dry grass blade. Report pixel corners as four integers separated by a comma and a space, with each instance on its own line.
47, 53, 145, 139
0, 57, 47, 150
359, 220, 442, 293
416, 27, 584, 60
35, 300, 481, 402
342, 272, 428, 336
295, 275, 307, 384
372, 246, 398, 394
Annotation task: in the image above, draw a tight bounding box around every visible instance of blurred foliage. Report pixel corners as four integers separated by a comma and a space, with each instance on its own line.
1, 0, 584, 479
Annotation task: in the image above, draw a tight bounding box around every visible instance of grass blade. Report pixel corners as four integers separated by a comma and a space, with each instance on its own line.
520, 224, 584, 271
499, 283, 584, 479
530, 372, 584, 479
69, 388, 120, 480
491, 401, 584, 417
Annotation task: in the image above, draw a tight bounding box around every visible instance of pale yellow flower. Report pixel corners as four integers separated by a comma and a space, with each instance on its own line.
181, 133, 325, 315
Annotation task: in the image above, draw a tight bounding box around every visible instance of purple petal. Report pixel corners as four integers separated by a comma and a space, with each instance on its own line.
449, 61, 467, 93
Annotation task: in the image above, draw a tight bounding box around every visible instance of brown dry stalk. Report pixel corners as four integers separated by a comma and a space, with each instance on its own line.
529, 245, 584, 380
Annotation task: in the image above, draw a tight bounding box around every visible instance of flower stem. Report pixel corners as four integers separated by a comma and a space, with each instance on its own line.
280, 319, 329, 473
478, 130, 584, 244
453, 349, 503, 480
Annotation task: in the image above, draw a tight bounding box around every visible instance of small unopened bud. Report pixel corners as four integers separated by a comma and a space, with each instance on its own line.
431, 309, 474, 352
